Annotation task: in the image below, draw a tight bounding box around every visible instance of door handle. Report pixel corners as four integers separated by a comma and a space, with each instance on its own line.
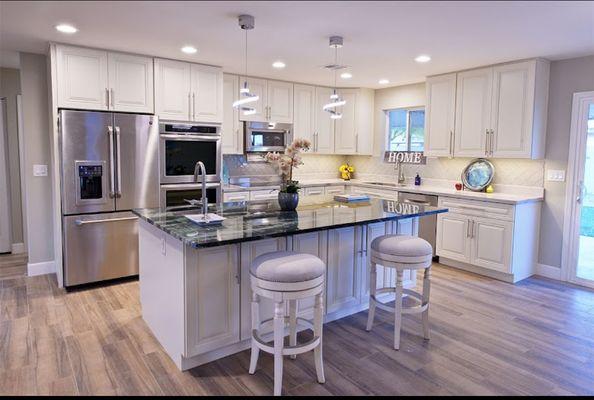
75, 216, 138, 226
108, 126, 115, 198
115, 126, 122, 198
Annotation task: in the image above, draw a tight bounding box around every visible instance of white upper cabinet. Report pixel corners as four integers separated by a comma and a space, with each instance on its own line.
334, 89, 358, 154
155, 58, 192, 120
267, 80, 293, 123
424, 73, 456, 157
222, 74, 242, 154
454, 67, 493, 158
56, 45, 109, 110
107, 52, 154, 113
239, 77, 267, 122
293, 84, 316, 145
313, 86, 335, 154
191, 64, 223, 123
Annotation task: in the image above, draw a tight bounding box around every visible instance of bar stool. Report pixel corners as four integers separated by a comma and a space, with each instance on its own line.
248, 251, 326, 396
366, 235, 433, 350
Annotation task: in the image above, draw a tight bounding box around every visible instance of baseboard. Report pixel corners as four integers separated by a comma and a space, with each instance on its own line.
27, 260, 56, 277
11, 242, 25, 254
535, 263, 562, 281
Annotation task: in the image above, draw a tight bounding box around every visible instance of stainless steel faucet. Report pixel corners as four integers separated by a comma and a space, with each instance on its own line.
396, 161, 406, 185
193, 161, 208, 218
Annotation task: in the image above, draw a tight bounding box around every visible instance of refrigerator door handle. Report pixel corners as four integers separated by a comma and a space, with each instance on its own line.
115, 126, 122, 198
108, 126, 116, 198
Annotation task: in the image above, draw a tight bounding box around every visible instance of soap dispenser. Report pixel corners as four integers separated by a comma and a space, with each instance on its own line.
414, 173, 422, 186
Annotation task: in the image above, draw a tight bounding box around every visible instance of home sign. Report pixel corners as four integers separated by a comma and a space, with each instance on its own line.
383, 151, 427, 165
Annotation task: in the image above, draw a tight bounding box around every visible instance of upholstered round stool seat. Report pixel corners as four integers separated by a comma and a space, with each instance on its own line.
250, 251, 325, 283
370, 235, 432, 266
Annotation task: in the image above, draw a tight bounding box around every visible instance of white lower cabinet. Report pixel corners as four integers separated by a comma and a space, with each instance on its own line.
326, 226, 361, 314
472, 217, 513, 273
436, 212, 471, 263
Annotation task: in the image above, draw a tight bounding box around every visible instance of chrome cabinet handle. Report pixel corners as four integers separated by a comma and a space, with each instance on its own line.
115, 126, 122, 197
490, 129, 495, 156
472, 220, 476, 238
355, 133, 359, 153
105, 88, 109, 108
110, 88, 114, 108
108, 126, 115, 198
192, 92, 196, 121
188, 92, 192, 120
485, 129, 490, 156
467, 219, 472, 238
75, 216, 137, 226
449, 130, 454, 157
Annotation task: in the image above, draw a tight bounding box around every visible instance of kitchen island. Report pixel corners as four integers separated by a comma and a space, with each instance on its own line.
133, 195, 447, 370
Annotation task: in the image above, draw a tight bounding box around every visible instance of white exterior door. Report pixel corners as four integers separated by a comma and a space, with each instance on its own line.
314, 87, 335, 153
107, 52, 154, 113
454, 67, 493, 157
239, 77, 267, 122
191, 64, 223, 123
436, 213, 471, 263
222, 74, 242, 154
334, 89, 358, 154
293, 84, 316, 144
326, 226, 360, 314
471, 218, 513, 273
267, 80, 293, 123
155, 58, 191, 121
56, 45, 109, 110
424, 73, 457, 157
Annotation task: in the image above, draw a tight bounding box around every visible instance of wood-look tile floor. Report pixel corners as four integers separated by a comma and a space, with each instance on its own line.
2, 263, 594, 396
0, 253, 28, 281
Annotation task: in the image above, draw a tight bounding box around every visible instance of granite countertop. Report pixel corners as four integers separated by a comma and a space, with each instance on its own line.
133, 194, 448, 249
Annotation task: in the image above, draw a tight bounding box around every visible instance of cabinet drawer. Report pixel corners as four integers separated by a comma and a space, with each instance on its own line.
325, 185, 345, 195
249, 189, 279, 201
305, 186, 325, 196
223, 191, 249, 202
438, 196, 515, 221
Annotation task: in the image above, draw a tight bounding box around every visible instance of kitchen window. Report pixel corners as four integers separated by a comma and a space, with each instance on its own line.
386, 107, 425, 152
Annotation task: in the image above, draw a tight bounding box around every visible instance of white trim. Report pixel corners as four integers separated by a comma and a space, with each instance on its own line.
11, 242, 25, 254
561, 91, 594, 284
27, 260, 56, 276
16, 95, 28, 254
535, 263, 562, 281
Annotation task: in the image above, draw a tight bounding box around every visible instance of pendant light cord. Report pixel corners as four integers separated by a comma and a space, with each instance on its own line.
244, 28, 248, 82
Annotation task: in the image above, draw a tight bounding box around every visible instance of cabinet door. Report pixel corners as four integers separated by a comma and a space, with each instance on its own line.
425, 73, 456, 157
185, 245, 240, 357
334, 89, 358, 154
293, 84, 316, 144
240, 238, 287, 340
436, 213, 471, 263
490, 61, 535, 158
56, 45, 109, 110
267, 80, 293, 123
360, 222, 390, 301
326, 226, 360, 314
155, 58, 191, 121
107, 52, 154, 113
191, 64, 223, 123
222, 74, 243, 154
454, 67, 493, 157
471, 217, 513, 273
356, 88, 374, 155
314, 87, 335, 153
239, 77, 267, 121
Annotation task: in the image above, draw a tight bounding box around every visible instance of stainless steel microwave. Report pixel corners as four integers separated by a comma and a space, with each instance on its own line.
159, 121, 221, 184
244, 121, 293, 153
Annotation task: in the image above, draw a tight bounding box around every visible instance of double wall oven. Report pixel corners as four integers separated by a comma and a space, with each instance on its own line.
158, 121, 222, 208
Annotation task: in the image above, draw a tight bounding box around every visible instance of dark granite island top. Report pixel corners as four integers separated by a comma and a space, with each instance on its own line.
133, 195, 448, 249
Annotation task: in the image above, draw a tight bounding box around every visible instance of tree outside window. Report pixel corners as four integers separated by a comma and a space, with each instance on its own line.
386, 107, 425, 152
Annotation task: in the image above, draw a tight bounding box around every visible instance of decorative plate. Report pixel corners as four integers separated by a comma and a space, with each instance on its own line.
461, 158, 495, 192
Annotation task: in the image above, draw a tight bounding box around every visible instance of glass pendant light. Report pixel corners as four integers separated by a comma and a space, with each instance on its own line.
323, 36, 345, 119
233, 15, 259, 115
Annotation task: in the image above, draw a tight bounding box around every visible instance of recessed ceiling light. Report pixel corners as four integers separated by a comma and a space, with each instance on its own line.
272, 61, 286, 69
55, 24, 78, 34
181, 46, 197, 54
340, 72, 352, 79
378, 79, 390, 85
415, 55, 431, 63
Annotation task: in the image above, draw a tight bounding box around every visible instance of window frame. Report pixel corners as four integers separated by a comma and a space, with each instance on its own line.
384, 106, 425, 152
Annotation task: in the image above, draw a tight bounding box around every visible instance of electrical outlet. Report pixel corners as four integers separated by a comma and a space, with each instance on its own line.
546, 169, 565, 182
33, 164, 48, 177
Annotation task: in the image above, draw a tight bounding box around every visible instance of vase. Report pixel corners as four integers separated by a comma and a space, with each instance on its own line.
278, 192, 299, 211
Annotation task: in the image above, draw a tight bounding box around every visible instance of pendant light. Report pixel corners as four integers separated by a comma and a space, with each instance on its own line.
323, 36, 346, 119
233, 14, 259, 115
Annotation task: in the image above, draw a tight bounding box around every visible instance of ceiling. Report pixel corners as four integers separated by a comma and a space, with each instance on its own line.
1, 1, 593, 88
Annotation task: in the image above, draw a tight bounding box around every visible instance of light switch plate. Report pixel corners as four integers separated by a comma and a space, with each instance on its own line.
546, 169, 565, 182
33, 164, 48, 177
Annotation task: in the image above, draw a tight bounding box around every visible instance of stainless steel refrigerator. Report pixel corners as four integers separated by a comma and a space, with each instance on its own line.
59, 109, 159, 286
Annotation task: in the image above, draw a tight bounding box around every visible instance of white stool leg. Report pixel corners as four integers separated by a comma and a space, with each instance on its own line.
249, 291, 260, 374
394, 270, 404, 350
313, 292, 325, 384
422, 266, 431, 340
289, 299, 297, 360
366, 262, 377, 332
273, 301, 285, 396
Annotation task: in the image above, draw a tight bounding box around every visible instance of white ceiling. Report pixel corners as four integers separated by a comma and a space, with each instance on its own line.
1, 1, 593, 88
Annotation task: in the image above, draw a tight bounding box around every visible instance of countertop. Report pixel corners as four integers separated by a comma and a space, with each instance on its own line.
222, 178, 543, 205
133, 194, 448, 249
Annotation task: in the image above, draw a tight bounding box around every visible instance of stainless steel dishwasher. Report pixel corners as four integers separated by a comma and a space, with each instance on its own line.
398, 192, 438, 257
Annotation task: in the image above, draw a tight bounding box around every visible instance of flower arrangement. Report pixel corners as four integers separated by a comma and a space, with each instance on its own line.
264, 138, 311, 193
339, 163, 355, 180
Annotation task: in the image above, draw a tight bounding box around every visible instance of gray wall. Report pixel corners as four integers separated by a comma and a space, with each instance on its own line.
19, 53, 54, 264
0, 67, 23, 245
539, 55, 594, 268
